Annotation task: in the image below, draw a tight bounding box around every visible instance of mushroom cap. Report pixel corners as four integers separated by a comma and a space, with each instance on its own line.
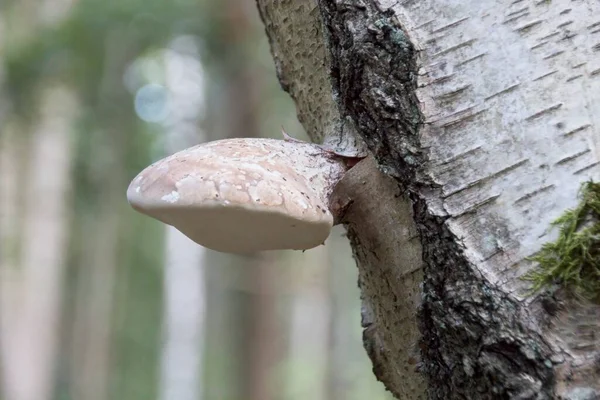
127, 138, 347, 254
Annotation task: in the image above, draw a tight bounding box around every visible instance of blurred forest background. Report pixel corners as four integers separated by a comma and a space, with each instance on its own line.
0, 0, 393, 399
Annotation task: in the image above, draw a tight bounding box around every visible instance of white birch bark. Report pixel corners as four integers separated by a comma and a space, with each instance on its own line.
255, 0, 600, 398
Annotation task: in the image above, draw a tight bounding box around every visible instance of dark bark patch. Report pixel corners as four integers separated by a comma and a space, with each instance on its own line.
319, 0, 555, 398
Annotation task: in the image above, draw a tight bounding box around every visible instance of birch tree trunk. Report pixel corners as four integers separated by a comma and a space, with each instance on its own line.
0, 2, 76, 397
255, 1, 600, 399
0, 85, 76, 400
159, 39, 208, 400
159, 227, 206, 400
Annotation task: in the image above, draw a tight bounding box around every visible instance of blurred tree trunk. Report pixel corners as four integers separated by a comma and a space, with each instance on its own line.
159, 50, 207, 398
244, 256, 283, 400
68, 129, 125, 400
0, 85, 76, 400
0, 2, 77, 399
69, 161, 120, 400
286, 246, 331, 400
159, 227, 206, 400
203, 2, 286, 399
256, 1, 600, 399
67, 31, 137, 400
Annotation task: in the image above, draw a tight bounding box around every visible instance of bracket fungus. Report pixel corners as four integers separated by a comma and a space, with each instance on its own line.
127, 136, 359, 254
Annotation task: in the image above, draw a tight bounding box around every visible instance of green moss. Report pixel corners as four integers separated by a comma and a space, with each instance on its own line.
524, 181, 600, 301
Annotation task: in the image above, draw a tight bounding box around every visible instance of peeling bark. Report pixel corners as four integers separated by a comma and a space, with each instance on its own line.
256, 0, 600, 399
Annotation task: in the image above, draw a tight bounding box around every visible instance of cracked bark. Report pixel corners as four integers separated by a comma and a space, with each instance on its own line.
256, 0, 600, 399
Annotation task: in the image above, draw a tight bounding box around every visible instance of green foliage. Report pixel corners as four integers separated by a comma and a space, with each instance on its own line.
3, 0, 208, 119
525, 181, 600, 301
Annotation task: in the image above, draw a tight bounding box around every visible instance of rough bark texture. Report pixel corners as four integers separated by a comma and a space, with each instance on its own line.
255, 0, 368, 154
257, 0, 600, 399
332, 156, 426, 398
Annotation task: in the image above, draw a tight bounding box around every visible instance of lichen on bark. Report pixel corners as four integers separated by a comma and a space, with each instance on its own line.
525, 181, 600, 302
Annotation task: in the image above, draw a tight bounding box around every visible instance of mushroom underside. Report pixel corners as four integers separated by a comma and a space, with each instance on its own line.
138, 203, 333, 254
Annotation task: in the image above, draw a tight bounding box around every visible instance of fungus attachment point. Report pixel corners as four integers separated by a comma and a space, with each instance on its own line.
127, 138, 351, 254
281, 126, 304, 143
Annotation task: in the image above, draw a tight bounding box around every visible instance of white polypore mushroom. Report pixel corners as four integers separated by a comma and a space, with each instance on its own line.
126, 137, 353, 254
